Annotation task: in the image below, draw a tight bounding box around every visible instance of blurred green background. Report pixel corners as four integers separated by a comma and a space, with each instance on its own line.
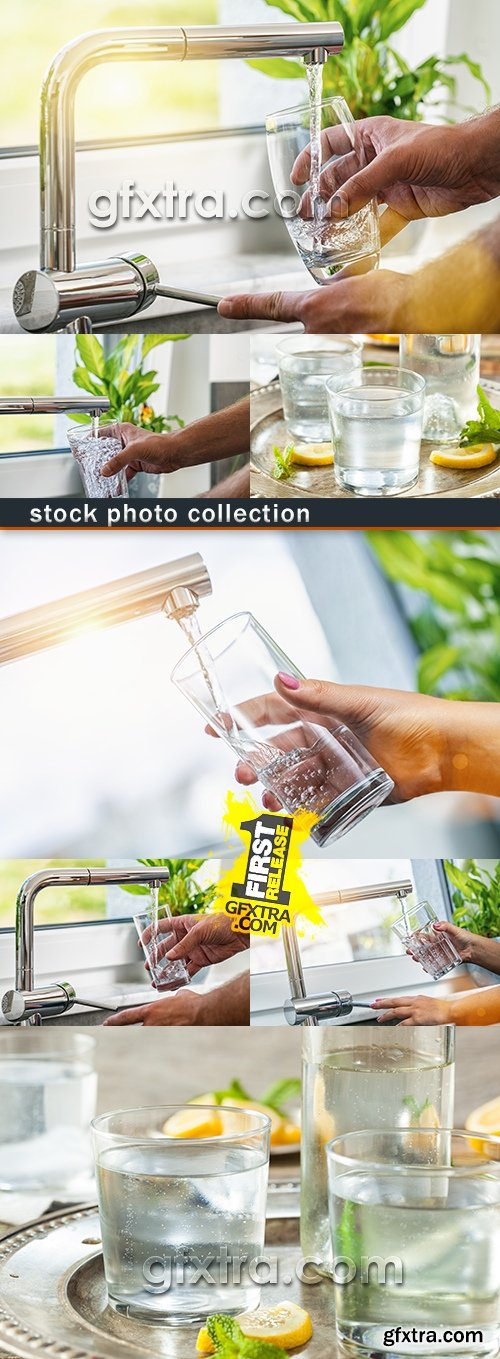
3, 1, 218, 148
0, 860, 107, 927
0, 339, 55, 451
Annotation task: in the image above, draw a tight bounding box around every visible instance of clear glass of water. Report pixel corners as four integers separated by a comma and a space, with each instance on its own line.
277, 336, 363, 442
400, 335, 481, 442
92, 1104, 270, 1324
327, 367, 425, 496
134, 909, 190, 992
67, 427, 128, 498
171, 612, 394, 847
0, 1030, 97, 1195
393, 900, 461, 979
301, 1028, 455, 1275
327, 1128, 500, 1359
266, 97, 380, 283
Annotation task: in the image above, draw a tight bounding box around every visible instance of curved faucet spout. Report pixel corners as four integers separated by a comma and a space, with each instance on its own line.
40, 22, 344, 272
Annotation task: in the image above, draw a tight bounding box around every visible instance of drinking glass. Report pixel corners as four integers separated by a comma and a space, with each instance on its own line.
327, 367, 425, 496
327, 1128, 500, 1359
92, 1104, 270, 1323
0, 1030, 97, 1194
266, 96, 380, 283
301, 1027, 455, 1273
392, 900, 461, 979
400, 335, 481, 442
171, 612, 394, 847
67, 427, 128, 498
277, 336, 363, 442
134, 907, 190, 992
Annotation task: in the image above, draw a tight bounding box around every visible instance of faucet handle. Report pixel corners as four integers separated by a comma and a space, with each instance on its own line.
2, 982, 77, 1024
284, 990, 355, 1025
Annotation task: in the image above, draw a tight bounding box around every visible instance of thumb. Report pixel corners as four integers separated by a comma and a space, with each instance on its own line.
218, 290, 309, 325
329, 149, 402, 218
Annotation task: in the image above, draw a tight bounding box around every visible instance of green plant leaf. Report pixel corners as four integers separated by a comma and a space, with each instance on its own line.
377, 0, 428, 42
75, 335, 105, 378
260, 1078, 301, 1115
246, 56, 305, 80
417, 644, 463, 695
141, 334, 188, 360
72, 367, 106, 398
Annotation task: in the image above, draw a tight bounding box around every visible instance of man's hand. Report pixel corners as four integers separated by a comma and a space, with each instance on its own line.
292, 115, 500, 225
103, 974, 249, 1026
103, 989, 205, 1026
101, 398, 250, 480
218, 269, 410, 332
139, 913, 248, 978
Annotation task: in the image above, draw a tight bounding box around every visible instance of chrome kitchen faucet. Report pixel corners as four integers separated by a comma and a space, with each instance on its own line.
12, 22, 344, 332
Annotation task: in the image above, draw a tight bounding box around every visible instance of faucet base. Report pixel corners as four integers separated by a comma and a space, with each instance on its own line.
13, 253, 159, 333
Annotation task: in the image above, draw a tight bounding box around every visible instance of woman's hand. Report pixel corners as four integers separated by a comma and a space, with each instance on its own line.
210, 676, 451, 809
139, 912, 248, 978
370, 994, 452, 1025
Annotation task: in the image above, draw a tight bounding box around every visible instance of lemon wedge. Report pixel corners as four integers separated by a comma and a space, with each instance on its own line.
162, 1108, 223, 1139
196, 1302, 313, 1353
430, 443, 498, 470
290, 443, 333, 468
188, 1093, 298, 1148
465, 1096, 500, 1156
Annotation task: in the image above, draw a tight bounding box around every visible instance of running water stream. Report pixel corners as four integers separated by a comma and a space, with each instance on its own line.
306, 62, 324, 247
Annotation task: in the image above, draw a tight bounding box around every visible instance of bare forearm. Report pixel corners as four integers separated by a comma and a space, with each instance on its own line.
407, 221, 500, 333
447, 985, 500, 1026
200, 973, 250, 1026
169, 397, 250, 469
440, 702, 500, 798
470, 937, 500, 974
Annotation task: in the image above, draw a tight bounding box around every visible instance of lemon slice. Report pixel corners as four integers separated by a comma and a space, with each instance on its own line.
430, 443, 498, 470
465, 1096, 500, 1155
189, 1094, 287, 1146
196, 1302, 313, 1353
162, 1107, 223, 1139
291, 442, 333, 468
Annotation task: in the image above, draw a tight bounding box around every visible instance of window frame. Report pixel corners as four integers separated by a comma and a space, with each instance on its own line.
250, 859, 466, 1024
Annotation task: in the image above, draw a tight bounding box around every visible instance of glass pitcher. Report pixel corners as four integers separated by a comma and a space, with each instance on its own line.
301, 1027, 455, 1273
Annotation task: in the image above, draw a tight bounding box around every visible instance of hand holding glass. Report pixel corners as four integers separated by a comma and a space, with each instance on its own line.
172, 613, 393, 846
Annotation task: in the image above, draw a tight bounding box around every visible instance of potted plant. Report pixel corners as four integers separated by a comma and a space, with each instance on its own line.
249, 0, 489, 122
69, 334, 188, 496
367, 530, 500, 700
118, 857, 217, 918
444, 859, 500, 938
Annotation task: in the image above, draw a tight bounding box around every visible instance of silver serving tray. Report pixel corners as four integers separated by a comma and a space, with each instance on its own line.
0, 1206, 334, 1359
251, 378, 500, 499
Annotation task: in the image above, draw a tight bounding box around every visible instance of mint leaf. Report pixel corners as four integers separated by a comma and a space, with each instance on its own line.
260, 1078, 301, 1116
272, 443, 295, 481
459, 385, 500, 447
207, 1313, 241, 1352
212, 1079, 251, 1106
241, 1340, 290, 1358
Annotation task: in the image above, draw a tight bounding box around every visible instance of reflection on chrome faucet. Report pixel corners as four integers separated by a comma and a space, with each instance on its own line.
283, 879, 414, 1026
12, 22, 344, 332
2, 866, 172, 1026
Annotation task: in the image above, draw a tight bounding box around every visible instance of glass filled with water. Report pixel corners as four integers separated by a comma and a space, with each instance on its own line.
92, 1104, 270, 1324
327, 367, 425, 495
171, 612, 394, 847
266, 94, 380, 283
134, 892, 190, 992
277, 336, 363, 442
400, 335, 481, 442
327, 1128, 500, 1358
392, 899, 461, 979
68, 426, 128, 498
301, 1028, 455, 1274
0, 1030, 97, 1195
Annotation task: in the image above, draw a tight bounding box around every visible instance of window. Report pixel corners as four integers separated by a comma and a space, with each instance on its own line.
251, 859, 416, 978
2, 2, 219, 151
0, 338, 56, 453
250, 859, 456, 1023
0, 858, 222, 929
